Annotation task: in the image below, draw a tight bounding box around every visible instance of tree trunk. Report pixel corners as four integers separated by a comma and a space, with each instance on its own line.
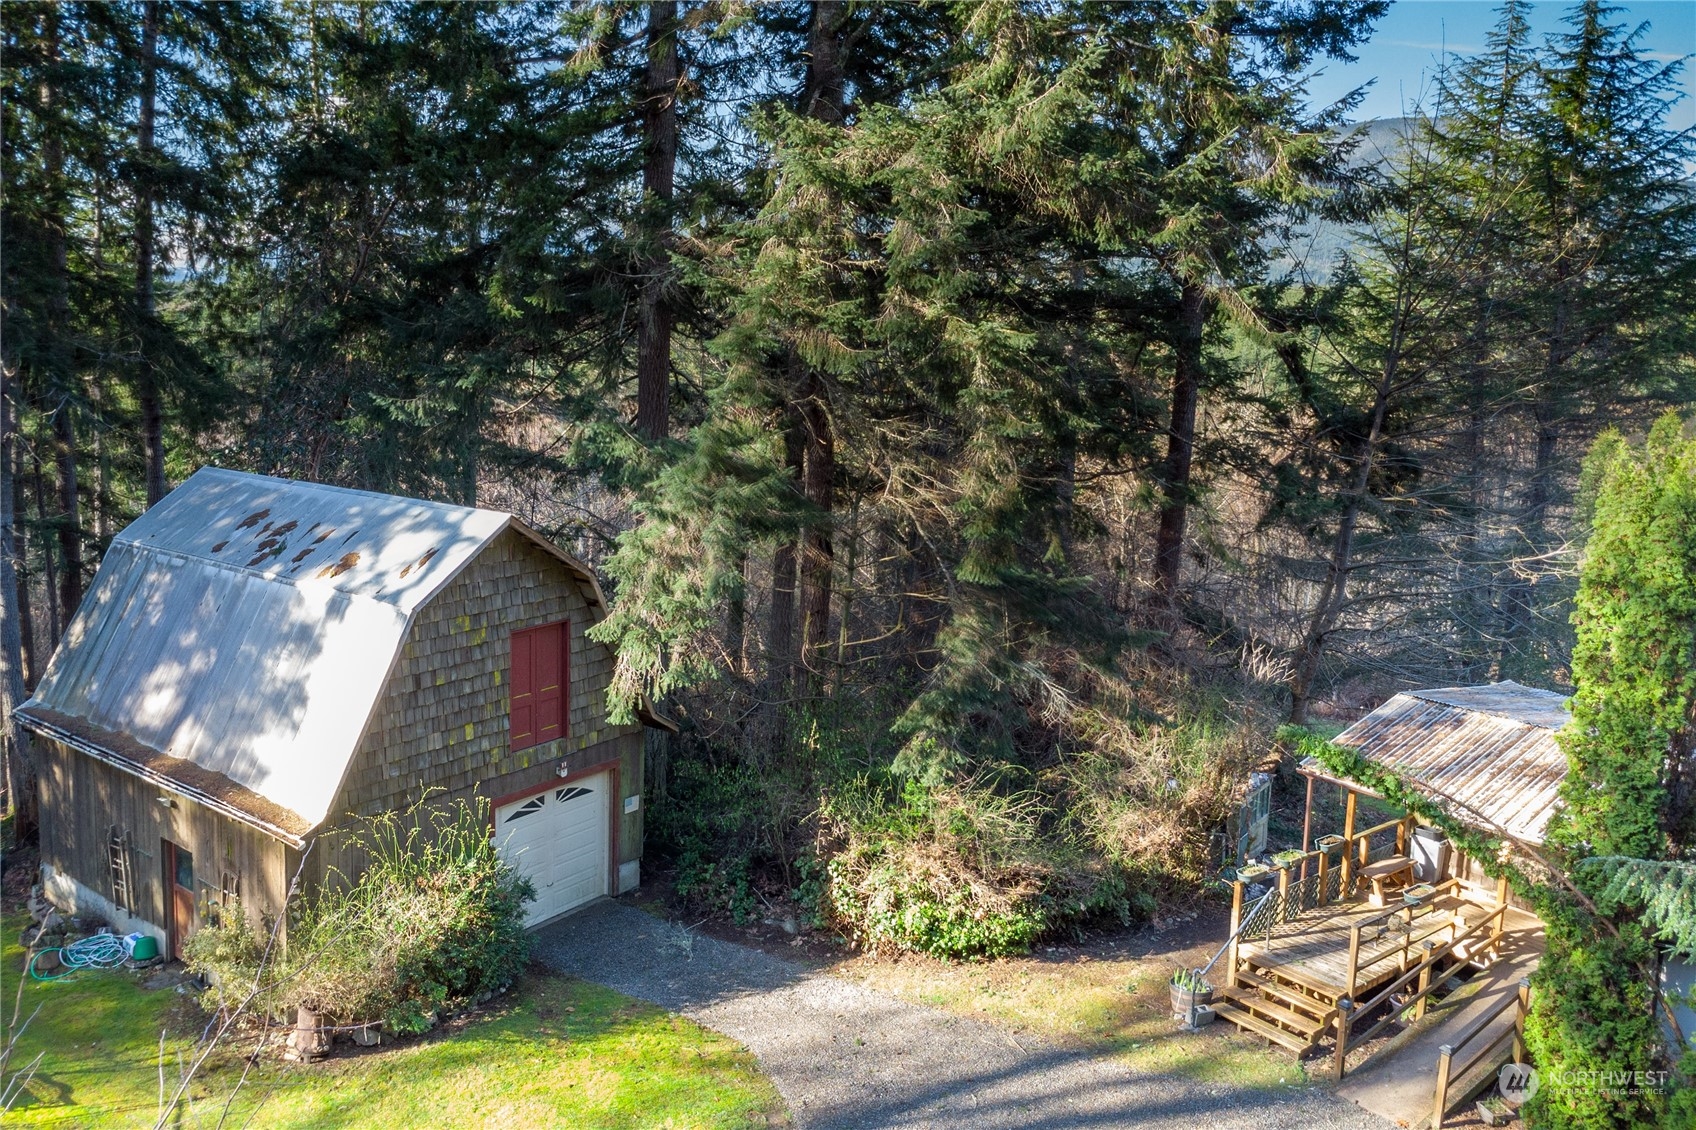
802, 0, 847, 125
1286, 306, 1408, 725
790, 1, 847, 692
832, 498, 858, 693
635, 0, 678, 443
12, 439, 36, 690
799, 373, 834, 686
1498, 290, 1570, 677
766, 408, 805, 691
726, 548, 747, 679
136, 0, 166, 507
51, 399, 81, 621
2, 335, 39, 834
30, 448, 59, 652
37, 3, 82, 623
1152, 281, 1207, 601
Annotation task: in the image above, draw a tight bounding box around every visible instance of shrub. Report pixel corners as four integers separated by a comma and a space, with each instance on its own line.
651, 755, 768, 923
651, 701, 896, 923
1062, 700, 1267, 888
185, 798, 534, 1035
183, 899, 271, 1014
817, 776, 1139, 959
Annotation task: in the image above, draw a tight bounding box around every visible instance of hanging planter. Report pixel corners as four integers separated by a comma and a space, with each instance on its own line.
1316, 834, 1346, 857
1236, 862, 1270, 881
1272, 849, 1305, 870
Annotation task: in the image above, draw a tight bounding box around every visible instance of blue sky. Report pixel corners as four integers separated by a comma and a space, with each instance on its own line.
1304, 0, 1695, 131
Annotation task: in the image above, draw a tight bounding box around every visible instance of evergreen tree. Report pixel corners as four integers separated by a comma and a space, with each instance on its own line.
235, 2, 595, 499
1435, 0, 1696, 681
1524, 414, 1696, 1127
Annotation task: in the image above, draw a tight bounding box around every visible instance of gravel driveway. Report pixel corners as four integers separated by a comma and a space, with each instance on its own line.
532, 901, 1391, 1130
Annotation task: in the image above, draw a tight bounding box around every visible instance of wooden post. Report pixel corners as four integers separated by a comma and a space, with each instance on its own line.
1342, 788, 1358, 897
1415, 941, 1435, 1020
1300, 773, 1315, 884
1346, 922, 1362, 1000
1318, 847, 1331, 908
1512, 978, 1531, 1062
1277, 861, 1291, 924
1493, 872, 1511, 960
1433, 1043, 1454, 1128
1226, 880, 1244, 990
1334, 999, 1354, 1080
1396, 813, 1409, 857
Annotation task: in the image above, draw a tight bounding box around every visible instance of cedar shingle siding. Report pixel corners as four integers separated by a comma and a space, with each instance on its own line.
314, 529, 641, 884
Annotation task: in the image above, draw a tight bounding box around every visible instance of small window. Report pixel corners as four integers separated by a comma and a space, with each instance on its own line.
510, 621, 569, 751
504, 795, 547, 823
174, 847, 195, 891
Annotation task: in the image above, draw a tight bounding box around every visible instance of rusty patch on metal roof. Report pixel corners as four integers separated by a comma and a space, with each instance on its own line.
399, 547, 438, 579
312, 527, 335, 544
237, 509, 270, 530
290, 547, 316, 564
270, 520, 299, 539
317, 552, 360, 579
211, 541, 228, 553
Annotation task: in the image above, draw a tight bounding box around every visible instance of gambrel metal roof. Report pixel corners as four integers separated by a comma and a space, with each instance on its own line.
16, 468, 606, 843
1304, 680, 1572, 845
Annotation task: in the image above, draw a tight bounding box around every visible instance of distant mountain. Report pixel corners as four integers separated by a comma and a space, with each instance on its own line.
1273, 117, 1419, 283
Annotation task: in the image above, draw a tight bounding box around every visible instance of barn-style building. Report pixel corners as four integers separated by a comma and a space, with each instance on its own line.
15, 468, 669, 958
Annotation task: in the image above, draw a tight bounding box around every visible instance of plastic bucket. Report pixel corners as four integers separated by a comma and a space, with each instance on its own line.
126, 933, 160, 961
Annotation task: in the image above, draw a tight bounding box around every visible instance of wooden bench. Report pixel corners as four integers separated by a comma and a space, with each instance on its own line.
1359, 855, 1415, 907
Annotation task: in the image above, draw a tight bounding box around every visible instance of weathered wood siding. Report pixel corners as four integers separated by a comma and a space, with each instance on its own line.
37, 738, 292, 940
309, 528, 643, 885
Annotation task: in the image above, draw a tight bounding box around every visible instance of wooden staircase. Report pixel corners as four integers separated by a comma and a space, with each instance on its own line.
1214, 968, 1338, 1054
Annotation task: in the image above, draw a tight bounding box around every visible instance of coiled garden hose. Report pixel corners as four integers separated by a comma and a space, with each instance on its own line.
28, 932, 132, 980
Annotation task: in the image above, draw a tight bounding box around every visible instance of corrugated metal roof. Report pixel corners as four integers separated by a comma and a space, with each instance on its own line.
1316, 681, 1571, 845
17, 467, 604, 839
118, 466, 514, 611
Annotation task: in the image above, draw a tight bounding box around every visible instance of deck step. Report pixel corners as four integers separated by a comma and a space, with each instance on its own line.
1217, 985, 1334, 1037
1236, 969, 1338, 1016
1214, 998, 1318, 1053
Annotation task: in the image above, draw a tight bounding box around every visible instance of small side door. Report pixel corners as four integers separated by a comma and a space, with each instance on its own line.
163, 840, 196, 960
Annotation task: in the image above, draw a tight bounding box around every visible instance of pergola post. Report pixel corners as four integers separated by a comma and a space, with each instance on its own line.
1341, 787, 1358, 897
1300, 773, 1315, 884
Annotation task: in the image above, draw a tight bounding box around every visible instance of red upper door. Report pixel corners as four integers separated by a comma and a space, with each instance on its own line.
511, 621, 568, 750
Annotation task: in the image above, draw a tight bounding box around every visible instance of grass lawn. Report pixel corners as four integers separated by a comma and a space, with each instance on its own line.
2, 909, 788, 1129
832, 922, 1311, 1091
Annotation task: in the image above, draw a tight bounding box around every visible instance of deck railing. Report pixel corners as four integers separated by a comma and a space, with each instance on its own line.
1431, 979, 1531, 1127
1334, 898, 1510, 1079
1224, 814, 1410, 988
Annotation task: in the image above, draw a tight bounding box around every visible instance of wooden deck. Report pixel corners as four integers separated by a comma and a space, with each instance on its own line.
1238, 893, 1501, 1001
1210, 881, 1542, 1062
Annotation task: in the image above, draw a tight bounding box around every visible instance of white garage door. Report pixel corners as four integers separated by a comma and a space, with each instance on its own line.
494, 773, 609, 927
